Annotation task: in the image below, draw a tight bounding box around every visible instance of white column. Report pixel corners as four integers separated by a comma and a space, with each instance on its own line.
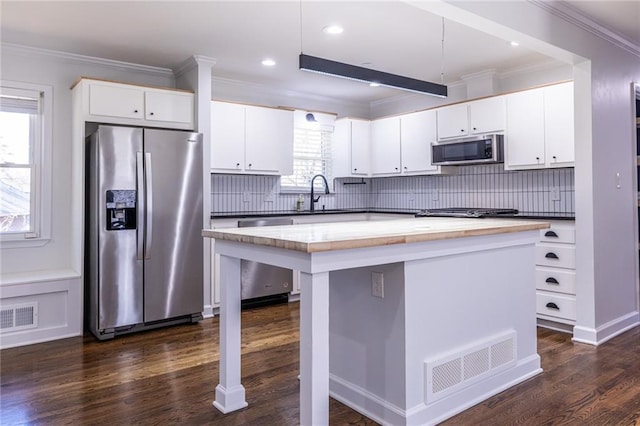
213, 254, 248, 413
299, 271, 330, 425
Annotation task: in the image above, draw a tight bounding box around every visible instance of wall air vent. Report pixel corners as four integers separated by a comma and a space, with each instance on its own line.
424, 330, 516, 403
0, 302, 38, 332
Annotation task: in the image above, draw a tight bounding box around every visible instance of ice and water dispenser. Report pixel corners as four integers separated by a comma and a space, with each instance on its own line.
105, 190, 136, 230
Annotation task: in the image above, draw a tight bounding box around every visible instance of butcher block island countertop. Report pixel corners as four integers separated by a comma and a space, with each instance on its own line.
202, 217, 549, 253
203, 217, 549, 426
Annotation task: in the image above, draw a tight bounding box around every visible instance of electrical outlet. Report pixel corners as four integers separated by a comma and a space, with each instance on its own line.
371, 272, 384, 298
551, 187, 560, 201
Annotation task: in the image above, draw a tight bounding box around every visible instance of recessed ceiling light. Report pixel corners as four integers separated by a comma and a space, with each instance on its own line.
510, 41, 520, 47
261, 58, 276, 66
323, 25, 344, 35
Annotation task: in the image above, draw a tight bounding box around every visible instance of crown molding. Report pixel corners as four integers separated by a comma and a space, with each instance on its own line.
174, 55, 217, 78
1, 43, 175, 76
528, 0, 640, 58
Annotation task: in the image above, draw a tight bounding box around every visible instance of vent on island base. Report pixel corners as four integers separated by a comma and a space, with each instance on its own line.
424, 330, 516, 403
0, 302, 38, 332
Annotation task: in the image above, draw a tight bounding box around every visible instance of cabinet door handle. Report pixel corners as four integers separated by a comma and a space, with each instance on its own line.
248, 163, 252, 167
546, 302, 560, 310
134, 109, 139, 113
544, 230, 558, 238
395, 167, 399, 171
545, 252, 559, 260
472, 127, 477, 131
536, 157, 540, 161
460, 129, 465, 132
545, 277, 559, 285
404, 166, 408, 170
353, 168, 358, 172
149, 112, 154, 116
236, 162, 240, 167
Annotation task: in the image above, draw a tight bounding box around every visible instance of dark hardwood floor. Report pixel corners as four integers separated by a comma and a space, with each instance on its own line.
2, 302, 640, 425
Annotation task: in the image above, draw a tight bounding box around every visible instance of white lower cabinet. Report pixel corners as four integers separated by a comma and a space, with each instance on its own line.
535, 221, 576, 326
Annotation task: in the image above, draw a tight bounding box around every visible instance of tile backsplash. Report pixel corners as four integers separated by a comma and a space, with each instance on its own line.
211, 164, 574, 215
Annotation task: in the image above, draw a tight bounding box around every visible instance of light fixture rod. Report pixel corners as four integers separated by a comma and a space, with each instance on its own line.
299, 54, 447, 97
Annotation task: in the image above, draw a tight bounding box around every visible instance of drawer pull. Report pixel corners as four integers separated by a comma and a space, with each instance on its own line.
544, 230, 558, 238
546, 302, 560, 310
545, 277, 559, 285
545, 252, 559, 259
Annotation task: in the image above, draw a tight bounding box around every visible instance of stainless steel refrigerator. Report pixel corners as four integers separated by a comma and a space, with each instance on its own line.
86, 125, 203, 340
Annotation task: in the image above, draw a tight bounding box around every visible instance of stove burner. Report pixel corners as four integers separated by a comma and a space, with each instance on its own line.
415, 208, 519, 218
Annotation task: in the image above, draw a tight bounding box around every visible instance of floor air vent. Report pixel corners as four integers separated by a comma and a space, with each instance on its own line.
425, 330, 516, 403
0, 302, 38, 332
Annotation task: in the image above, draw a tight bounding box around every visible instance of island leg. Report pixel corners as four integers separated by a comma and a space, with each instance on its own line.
213, 254, 248, 413
299, 271, 330, 425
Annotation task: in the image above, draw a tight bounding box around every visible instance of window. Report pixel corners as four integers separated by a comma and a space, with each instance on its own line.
280, 110, 335, 192
0, 81, 52, 245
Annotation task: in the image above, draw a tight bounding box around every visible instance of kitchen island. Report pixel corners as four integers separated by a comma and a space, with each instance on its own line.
202, 217, 549, 425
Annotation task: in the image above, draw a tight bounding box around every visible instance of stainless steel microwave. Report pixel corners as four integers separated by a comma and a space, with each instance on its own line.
431, 134, 504, 166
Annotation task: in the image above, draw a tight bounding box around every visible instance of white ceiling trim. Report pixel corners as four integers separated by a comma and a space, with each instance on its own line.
1, 43, 175, 77
528, 0, 640, 58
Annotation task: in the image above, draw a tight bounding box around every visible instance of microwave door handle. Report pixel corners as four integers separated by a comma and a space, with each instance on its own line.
136, 152, 144, 260
144, 152, 153, 260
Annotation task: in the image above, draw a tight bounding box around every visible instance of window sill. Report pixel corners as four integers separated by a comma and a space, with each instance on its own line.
0, 236, 51, 249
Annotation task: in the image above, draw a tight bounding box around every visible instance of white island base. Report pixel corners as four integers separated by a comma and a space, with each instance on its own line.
204, 218, 546, 425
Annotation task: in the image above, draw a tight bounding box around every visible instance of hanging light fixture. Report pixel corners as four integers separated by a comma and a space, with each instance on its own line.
297, 2, 447, 98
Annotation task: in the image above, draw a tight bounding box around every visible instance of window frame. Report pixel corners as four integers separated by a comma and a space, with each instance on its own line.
0, 80, 53, 248
280, 110, 335, 193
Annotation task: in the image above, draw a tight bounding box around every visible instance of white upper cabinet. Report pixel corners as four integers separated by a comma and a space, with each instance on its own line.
505, 82, 574, 170
371, 117, 401, 175
505, 88, 546, 169
333, 118, 371, 177
210, 101, 246, 172
210, 101, 293, 175
437, 104, 469, 139
89, 83, 144, 120
544, 82, 575, 167
77, 78, 195, 130
437, 97, 505, 140
469, 97, 506, 135
400, 110, 439, 175
144, 91, 194, 124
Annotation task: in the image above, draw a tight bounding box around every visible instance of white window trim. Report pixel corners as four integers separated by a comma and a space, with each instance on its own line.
280, 110, 335, 193
0, 80, 53, 248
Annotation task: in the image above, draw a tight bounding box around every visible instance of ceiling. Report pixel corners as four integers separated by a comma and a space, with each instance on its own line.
1, 1, 638, 104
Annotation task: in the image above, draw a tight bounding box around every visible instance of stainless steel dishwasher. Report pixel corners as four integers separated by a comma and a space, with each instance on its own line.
238, 217, 293, 307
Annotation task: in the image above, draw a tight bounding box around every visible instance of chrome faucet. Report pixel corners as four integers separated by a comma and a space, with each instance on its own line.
310, 174, 330, 212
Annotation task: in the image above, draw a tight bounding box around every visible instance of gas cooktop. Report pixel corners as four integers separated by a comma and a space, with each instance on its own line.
415, 208, 519, 218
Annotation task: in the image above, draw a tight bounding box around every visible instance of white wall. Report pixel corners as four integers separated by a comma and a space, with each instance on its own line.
408, 0, 640, 344
0, 45, 179, 348
0, 45, 175, 275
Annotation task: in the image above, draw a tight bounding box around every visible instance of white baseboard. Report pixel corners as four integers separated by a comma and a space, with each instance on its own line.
573, 311, 640, 346
0, 271, 83, 349
329, 354, 542, 426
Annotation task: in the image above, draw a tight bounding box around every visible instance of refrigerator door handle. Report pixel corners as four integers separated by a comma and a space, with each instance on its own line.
136, 152, 145, 260
144, 152, 153, 260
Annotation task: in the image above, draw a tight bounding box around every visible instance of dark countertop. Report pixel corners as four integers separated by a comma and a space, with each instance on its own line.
211, 209, 575, 221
